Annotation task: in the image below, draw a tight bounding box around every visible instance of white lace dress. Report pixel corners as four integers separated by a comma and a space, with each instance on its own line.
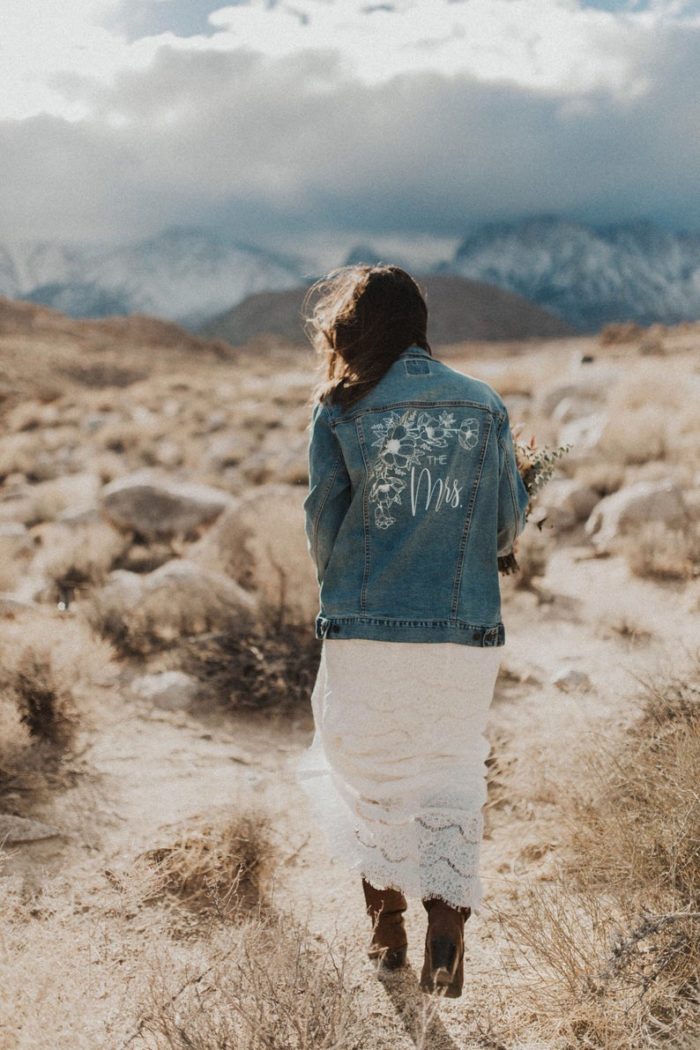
295, 637, 503, 913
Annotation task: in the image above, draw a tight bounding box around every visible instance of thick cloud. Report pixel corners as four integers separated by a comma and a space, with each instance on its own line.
2, 20, 699, 253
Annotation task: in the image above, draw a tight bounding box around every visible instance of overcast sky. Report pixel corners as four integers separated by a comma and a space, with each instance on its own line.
1, 0, 699, 265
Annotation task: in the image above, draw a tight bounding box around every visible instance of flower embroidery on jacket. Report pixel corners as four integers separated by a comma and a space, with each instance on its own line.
368, 410, 480, 528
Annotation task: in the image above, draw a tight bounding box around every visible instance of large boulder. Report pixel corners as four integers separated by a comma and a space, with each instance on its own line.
189, 483, 316, 625
585, 479, 688, 551
535, 478, 599, 531
0, 522, 34, 589
538, 373, 615, 417
100, 470, 234, 539
92, 558, 257, 646
130, 670, 200, 711
0, 472, 101, 526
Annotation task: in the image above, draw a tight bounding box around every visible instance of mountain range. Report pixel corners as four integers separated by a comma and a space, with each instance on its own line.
1, 216, 699, 335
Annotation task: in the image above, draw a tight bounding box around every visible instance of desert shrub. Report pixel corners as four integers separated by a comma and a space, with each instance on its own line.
620, 520, 700, 582
138, 914, 367, 1050
576, 460, 626, 497
180, 618, 321, 713
595, 613, 653, 646
599, 322, 644, 345
599, 405, 668, 466
493, 654, 700, 1049
0, 613, 115, 804
601, 363, 700, 469
134, 812, 275, 926
35, 521, 128, 607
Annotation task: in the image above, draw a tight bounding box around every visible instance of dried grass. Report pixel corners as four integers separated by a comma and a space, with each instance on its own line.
34, 520, 128, 606
620, 520, 700, 582
0, 611, 115, 804
135, 812, 276, 925
494, 653, 700, 1048
179, 620, 321, 713
136, 915, 368, 1050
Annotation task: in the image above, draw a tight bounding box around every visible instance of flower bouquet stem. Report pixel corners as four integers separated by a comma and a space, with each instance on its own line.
498, 428, 572, 576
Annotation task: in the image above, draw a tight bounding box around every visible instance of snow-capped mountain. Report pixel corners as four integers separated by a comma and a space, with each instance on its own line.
1, 227, 304, 328
3, 216, 700, 333
445, 215, 700, 332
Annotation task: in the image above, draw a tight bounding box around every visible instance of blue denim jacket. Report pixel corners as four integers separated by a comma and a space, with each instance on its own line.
303, 344, 529, 646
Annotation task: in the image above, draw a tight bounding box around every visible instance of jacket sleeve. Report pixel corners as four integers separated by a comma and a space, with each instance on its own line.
496, 408, 529, 557
303, 399, 352, 586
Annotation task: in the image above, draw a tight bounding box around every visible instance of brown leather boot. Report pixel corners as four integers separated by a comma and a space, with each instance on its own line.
419, 897, 471, 997
362, 877, 408, 971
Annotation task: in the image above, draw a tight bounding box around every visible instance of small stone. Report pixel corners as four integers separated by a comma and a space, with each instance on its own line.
0, 814, 62, 843
130, 671, 200, 711
552, 668, 592, 693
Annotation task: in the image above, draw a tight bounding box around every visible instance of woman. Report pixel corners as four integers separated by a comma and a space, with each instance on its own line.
296, 264, 528, 998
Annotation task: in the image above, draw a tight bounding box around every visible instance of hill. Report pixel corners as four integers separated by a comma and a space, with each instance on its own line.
198, 274, 575, 347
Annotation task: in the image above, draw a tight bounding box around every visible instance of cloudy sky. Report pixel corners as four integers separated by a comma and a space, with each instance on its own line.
2, 0, 699, 265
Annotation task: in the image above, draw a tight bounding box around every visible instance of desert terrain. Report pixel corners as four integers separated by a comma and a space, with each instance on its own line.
0, 299, 698, 1049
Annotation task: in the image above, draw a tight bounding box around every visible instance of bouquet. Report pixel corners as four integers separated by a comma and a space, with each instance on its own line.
497, 426, 572, 575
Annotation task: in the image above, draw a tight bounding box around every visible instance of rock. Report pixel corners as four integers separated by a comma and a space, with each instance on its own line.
552, 668, 592, 693
538, 375, 614, 417
0, 522, 34, 589
81, 411, 122, 433
552, 395, 604, 425
585, 479, 687, 551
0, 593, 39, 615
0, 473, 102, 526
205, 433, 249, 471
153, 440, 183, 469
0, 814, 62, 843
100, 470, 234, 539
189, 483, 316, 625
94, 559, 257, 644
0, 523, 36, 591
558, 412, 608, 455
536, 479, 599, 530
130, 670, 200, 710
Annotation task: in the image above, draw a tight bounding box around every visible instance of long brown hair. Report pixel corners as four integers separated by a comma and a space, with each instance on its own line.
303, 264, 432, 410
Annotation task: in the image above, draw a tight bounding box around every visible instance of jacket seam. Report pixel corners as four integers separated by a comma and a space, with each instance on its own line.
330, 400, 501, 428
498, 424, 519, 545
355, 417, 371, 614
450, 412, 493, 617
310, 411, 343, 571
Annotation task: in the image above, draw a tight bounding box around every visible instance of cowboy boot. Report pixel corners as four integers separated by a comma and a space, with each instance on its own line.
419, 897, 471, 997
362, 876, 408, 971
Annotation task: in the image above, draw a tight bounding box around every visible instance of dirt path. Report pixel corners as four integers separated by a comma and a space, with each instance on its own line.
3, 544, 696, 1049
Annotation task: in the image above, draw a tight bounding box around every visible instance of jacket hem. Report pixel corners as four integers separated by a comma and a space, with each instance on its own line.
314, 614, 505, 647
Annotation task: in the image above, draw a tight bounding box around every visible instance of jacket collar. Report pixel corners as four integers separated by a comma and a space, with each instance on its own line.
400, 344, 431, 358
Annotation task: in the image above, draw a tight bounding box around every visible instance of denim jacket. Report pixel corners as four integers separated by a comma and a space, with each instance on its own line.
303, 344, 529, 646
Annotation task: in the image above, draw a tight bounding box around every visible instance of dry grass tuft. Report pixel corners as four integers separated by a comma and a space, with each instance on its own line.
179, 620, 320, 713
494, 653, 700, 1048
620, 520, 700, 582
136, 812, 276, 924
0, 612, 114, 804
35, 520, 128, 607
137, 913, 367, 1050
595, 613, 653, 646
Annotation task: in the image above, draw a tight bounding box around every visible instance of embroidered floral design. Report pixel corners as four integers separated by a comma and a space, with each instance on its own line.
367, 410, 480, 528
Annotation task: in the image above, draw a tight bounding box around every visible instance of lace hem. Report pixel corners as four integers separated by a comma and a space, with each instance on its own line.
296, 738, 488, 913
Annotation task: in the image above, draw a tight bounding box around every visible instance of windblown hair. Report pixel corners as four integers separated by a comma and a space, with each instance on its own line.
303, 264, 432, 410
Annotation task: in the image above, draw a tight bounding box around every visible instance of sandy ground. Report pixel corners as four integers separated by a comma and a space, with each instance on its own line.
1, 319, 699, 1048
2, 535, 696, 1049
